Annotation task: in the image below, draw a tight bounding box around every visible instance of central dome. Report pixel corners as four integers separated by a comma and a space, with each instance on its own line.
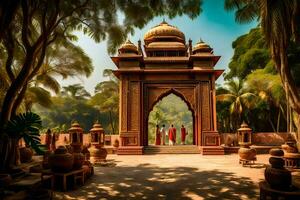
144, 21, 185, 43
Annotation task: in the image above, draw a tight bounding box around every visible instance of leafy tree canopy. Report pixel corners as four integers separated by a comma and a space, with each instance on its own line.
224, 28, 272, 80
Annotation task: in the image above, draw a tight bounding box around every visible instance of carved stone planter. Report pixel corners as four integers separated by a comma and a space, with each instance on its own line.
49, 146, 74, 172
89, 145, 107, 163
238, 147, 256, 160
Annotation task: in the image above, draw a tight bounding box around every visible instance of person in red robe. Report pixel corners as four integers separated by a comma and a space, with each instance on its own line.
155, 125, 161, 145
173, 125, 177, 145
168, 124, 174, 145
181, 125, 188, 145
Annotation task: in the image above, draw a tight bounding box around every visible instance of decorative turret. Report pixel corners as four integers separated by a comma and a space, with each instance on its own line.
90, 121, 105, 147
89, 121, 107, 163
143, 20, 187, 57
237, 122, 252, 147
192, 39, 213, 55
144, 20, 185, 44
118, 40, 139, 55
69, 121, 83, 152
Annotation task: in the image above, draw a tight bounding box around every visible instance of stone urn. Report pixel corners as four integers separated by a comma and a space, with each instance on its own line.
113, 139, 119, 148
281, 134, 298, 153
73, 152, 84, 169
49, 146, 74, 172
19, 146, 33, 163
264, 149, 292, 190
269, 148, 284, 157
238, 147, 256, 160
0, 174, 12, 187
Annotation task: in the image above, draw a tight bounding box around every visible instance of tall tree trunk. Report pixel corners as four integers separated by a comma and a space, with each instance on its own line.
0, 135, 9, 172
277, 108, 281, 133
0, 51, 33, 129
11, 82, 28, 116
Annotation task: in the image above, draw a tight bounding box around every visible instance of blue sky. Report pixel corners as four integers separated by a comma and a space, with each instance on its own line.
61, 0, 257, 94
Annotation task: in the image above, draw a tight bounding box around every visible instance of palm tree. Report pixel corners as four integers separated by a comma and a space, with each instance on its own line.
217, 79, 257, 131
224, 0, 300, 129
62, 84, 91, 99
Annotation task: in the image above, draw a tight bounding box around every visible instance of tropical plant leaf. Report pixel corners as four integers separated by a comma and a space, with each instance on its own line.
5, 112, 45, 155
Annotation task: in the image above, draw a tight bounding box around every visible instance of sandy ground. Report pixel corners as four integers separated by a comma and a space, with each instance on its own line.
54, 154, 270, 200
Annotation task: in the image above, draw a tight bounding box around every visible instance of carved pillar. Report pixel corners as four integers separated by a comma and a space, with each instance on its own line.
211, 75, 217, 131
117, 76, 143, 155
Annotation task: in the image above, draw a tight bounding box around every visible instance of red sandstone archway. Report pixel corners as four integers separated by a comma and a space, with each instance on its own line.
145, 89, 196, 146
112, 21, 224, 155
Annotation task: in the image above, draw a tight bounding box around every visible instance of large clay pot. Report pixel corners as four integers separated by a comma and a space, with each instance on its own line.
264, 166, 291, 190
0, 174, 12, 187
238, 147, 256, 160
89, 146, 108, 163
19, 147, 33, 163
73, 152, 84, 169
49, 146, 74, 172
281, 143, 298, 153
269, 148, 284, 157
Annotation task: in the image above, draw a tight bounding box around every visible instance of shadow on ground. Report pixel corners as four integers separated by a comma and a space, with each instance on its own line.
54, 162, 259, 200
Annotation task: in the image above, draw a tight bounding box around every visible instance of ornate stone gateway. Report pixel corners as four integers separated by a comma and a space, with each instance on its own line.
112, 21, 224, 155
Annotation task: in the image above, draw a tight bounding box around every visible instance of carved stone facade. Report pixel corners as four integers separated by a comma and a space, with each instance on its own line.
111, 21, 224, 154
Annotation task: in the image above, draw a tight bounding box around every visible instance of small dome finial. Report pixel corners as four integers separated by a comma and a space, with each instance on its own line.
161, 18, 167, 25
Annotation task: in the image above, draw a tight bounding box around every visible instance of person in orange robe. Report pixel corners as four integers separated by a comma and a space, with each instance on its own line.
168, 124, 175, 145
181, 125, 187, 145
155, 124, 161, 145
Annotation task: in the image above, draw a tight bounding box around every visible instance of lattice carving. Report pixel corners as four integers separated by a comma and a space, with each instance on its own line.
147, 87, 170, 112
129, 82, 140, 130
123, 136, 137, 146
201, 82, 211, 131
175, 88, 196, 110
121, 79, 128, 131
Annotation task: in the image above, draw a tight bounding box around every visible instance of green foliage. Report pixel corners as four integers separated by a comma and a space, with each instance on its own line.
225, 28, 271, 80
62, 84, 91, 99
89, 69, 119, 134
5, 112, 45, 154
216, 79, 257, 131
148, 94, 193, 145
34, 96, 101, 132
219, 25, 293, 133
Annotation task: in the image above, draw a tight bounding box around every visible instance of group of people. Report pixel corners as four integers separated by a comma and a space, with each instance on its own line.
155, 124, 188, 145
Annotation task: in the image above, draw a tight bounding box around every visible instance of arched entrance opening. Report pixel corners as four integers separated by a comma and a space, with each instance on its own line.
147, 93, 194, 145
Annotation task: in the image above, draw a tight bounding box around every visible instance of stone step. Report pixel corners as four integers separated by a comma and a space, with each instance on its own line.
144, 145, 200, 154
201, 146, 225, 155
